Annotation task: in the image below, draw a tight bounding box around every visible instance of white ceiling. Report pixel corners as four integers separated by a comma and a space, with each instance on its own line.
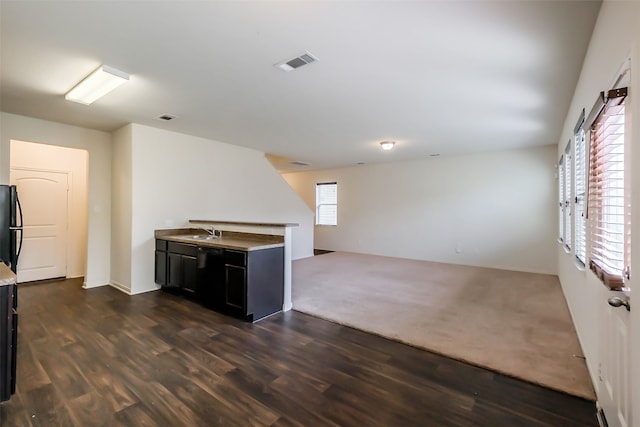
0, 1, 600, 172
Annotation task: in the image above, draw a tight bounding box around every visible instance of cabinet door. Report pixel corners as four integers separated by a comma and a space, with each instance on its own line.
154, 250, 167, 286
167, 252, 182, 288
224, 264, 246, 314
182, 255, 198, 295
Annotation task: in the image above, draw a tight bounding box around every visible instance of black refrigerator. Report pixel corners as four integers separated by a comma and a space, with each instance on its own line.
0, 184, 22, 402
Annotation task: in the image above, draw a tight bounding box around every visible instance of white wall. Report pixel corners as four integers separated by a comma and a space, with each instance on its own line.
110, 123, 313, 295
555, 0, 640, 421
284, 144, 558, 274
110, 125, 133, 293
0, 112, 111, 287
10, 140, 89, 278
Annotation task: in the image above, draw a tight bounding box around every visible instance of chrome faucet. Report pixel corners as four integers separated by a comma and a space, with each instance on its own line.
199, 226, 222, 238
199, 227, 216, 236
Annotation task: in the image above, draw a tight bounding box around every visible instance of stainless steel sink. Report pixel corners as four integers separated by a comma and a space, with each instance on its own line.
186, 235, 218, 240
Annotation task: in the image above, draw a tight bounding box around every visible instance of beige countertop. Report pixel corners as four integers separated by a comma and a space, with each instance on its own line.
155, 228, 284, 251
0, 263, 17, 287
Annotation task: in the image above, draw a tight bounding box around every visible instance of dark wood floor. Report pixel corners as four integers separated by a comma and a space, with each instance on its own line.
1, 278, 597, 426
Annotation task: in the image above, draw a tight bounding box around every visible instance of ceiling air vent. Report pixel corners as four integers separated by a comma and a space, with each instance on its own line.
276, 52, 318, 72
157, 114, 176, 121
290, 161, 310, 166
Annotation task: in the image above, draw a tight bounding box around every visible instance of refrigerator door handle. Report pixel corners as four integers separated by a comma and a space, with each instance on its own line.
16, 191, 23, 262
16, 228, 23, 261
16, 191, 23, 228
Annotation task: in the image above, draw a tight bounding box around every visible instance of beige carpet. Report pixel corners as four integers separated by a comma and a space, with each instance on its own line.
292, 251, 595, 400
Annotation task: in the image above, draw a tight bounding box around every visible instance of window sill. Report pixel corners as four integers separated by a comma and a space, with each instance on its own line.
589, 260, 628, 292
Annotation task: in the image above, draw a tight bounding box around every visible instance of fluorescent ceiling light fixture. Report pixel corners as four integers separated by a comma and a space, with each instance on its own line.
65, 65, 129, 105
380, 140, 396, 151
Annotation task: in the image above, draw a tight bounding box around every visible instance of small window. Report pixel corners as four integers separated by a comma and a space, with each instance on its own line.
564, 141, 572, 251
558, 156, 564, 242
587, 85, 629, 290
574, 111, 586, 266
316, 182, 337, 226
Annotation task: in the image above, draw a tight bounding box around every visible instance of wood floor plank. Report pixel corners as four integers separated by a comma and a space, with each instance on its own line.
21, 383, 75, 427
112, 402, 166, 427
0, 278, 598, 426
34, 350, 91, 401
14, 341, 51, 394
65, 391, 117, 427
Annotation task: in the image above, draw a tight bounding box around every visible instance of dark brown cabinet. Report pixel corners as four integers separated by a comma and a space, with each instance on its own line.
154, 238, 284, 322
156, 240, 198, 296
154, 240, 167, 286
223, 248, 284, 322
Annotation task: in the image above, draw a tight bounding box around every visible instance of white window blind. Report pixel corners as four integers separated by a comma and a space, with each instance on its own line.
558, 156, 564, 242
564, 141, 572, 250
574, 112, 586, 266
316, 182, 337, 226
587, 87, 629, 291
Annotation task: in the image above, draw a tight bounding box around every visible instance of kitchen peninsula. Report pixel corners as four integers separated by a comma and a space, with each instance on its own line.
154, 220, 297, 322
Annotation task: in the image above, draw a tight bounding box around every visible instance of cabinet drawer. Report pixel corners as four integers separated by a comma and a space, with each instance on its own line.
156, 239, 168, 251
224, 250, 247, 266
167, 242, 198, 257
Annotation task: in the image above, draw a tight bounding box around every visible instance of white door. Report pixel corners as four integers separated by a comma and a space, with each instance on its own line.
598, 284, 632, 427
10, 169, 69, 283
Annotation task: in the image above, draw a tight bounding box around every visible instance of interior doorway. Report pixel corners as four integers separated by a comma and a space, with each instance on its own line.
9, 140, 89, 283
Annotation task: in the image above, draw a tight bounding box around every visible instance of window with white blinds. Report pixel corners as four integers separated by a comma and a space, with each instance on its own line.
558, 156, 564, 242
316, 182, 337, 226
564, 141, 572, 251
574, 111, 586, 266
587, 87, 629, 290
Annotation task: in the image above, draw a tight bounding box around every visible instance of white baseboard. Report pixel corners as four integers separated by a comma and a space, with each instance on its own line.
109, 281, 132, 295
82, 282, 107, 289
129, 285, 161, 295
108, 282, 160, 295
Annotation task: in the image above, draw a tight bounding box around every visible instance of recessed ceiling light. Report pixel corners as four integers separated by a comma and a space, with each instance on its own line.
290, 161, 310, 166
379, 141, 395, 151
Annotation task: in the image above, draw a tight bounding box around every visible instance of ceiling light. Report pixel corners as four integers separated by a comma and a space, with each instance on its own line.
380, 141, 395, 151
65, 65, 129, 105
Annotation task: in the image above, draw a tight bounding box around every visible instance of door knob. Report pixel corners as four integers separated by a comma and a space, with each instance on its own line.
608, 296, 631, 311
